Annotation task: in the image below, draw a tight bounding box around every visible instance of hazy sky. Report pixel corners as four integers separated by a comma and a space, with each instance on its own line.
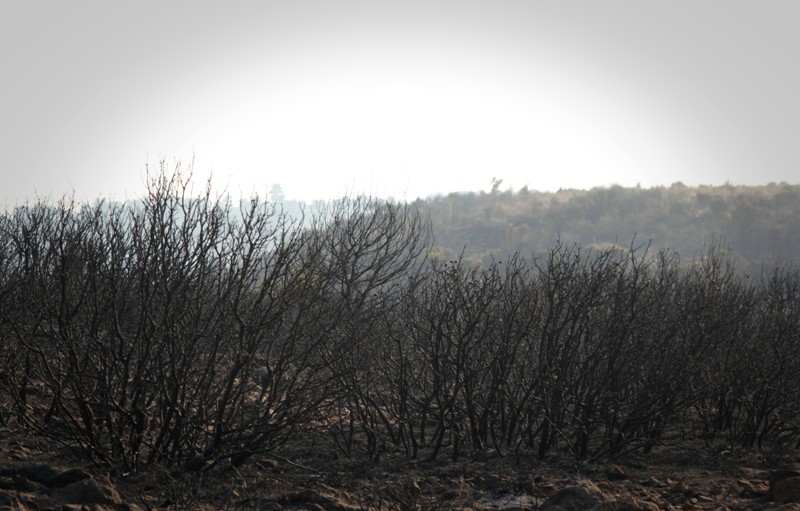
2, 1, 799, 206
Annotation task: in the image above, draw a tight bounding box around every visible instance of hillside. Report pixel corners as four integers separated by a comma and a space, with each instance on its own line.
425, 182, 800, 269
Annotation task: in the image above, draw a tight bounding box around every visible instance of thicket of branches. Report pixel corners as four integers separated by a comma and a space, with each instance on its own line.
1, 167, 799, 472
344, 243, 800, 464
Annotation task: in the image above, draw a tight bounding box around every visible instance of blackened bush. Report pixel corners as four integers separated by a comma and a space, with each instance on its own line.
348, 254, 526, 461
337, 238, 800, 463
703, 262, 800, 449
4, 166, 800, 471
0, 164, 431, 472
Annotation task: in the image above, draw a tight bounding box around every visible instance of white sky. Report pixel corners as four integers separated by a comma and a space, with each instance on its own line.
2, 1, 799, 206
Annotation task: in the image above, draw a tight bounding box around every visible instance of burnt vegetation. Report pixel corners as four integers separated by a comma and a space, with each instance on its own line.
1, 166, 799, 475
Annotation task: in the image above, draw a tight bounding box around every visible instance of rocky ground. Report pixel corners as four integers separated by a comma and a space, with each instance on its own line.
2, 425, 800, 510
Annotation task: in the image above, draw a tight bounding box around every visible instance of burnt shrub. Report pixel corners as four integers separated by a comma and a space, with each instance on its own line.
334, 239, 800, 463
3, 166, 800, 470
0, 164, 430, 472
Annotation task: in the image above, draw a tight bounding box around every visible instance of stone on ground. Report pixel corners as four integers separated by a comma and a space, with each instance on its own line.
47, 475, 122, 507
539, 482, 604, 511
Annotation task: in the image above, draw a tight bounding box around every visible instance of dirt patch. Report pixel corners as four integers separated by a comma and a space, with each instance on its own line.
1, 425, 797, 510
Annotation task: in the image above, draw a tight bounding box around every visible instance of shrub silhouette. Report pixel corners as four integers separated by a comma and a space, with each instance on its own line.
0, 164, 430, 471
1, 164, 799, 470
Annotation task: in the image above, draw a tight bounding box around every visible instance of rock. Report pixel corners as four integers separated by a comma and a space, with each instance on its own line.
43, 468, 92, 488
643, 476, 664, 487
0, 490, 18, 507
472, 492, 538, 510
539, 483, 604, 511
772, 468, 800, 500
48, 476, 122, 507
611, 495, 642, 510
606, 464, 628, 481
0, 474, 46, 493
639, 501, 661, 511
766, 504, 800, 511
538, 481, 557, 494
0, 494, 32, 511
595, 480, 613, 492
612, 495, 662, 511
0, 490, 41, 511
775, 477, 800, 504
737, 478, 768, 497
0, 464, 56, 485
673, 480, 690, 494
0, 477, 18, 490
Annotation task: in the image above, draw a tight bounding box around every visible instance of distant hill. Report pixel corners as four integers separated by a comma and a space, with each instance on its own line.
424, 182, 800, 270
